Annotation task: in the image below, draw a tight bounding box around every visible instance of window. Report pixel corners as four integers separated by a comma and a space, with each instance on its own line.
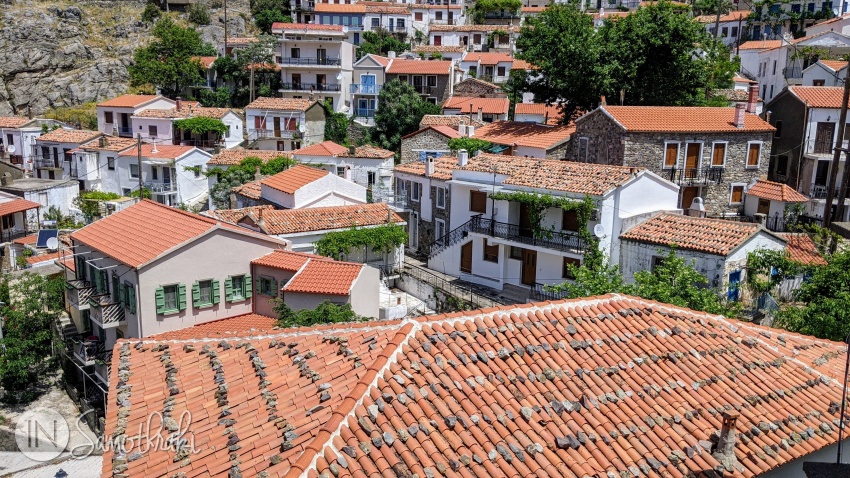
191, 279, 218, 308
436, 187, 446, 209
259, 276, 278, 296
397, 75, 408, 83
773, 60, 777, 75
426, 75, 437, 87
415, 11, 423, 21
770, 84, 774, 98
470, 190, 487, 213
844, 125, 850, 142
104, 111, 113, 124
509, 246, 523, 260
129, 163, 139, 179
776, 155, 789, 177
562, 209, 580, 231
411, 181, 421, 202
5, 134, 11, 146
123, 281, 136, 314
156, 283, 186, 315
813, 79, 826, 86
397, 19, 405, 28
435, 219, 446, 245
152, 167, 158, 180
664, 142, 680, 169
774, 120, 783, 138
291, 47, 300, 58
107, 157, 115, 170
730, 184, 745, 205
336, 166, 346, 177
433, 35, 442, 46
367, 171, 376, 186
731, 26, 738, 37
747, 142, 761, 168
578, 138, 589, 162
497, 66, 506, 77
194, 168, 201, 178
148, 125, 158, 137
226, 274, 252, 302
436, 11, 443, 20
562, 257, 581, 279
721, 27, 728, 37
711, 142, 727, 167
651, 255, 665, 272
483, 239, 499, 262
371, 17, 379, 27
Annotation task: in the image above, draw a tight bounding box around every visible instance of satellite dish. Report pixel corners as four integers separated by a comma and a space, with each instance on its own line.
46, 237, 59, 251
298, 124, 306, 133
6, 145, 15, 153
336, 73, 343, 81
593, 224, 606, 238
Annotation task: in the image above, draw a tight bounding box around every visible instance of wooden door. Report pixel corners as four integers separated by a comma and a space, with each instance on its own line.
685, 143, 700, 171
680, 186, 699, 210
757, 199, 770, 215
460, 241, 473, 273
815, 122, 835, 154
274, 117, 281, 137
519, 202, 533, 238
521, 249, 537, 286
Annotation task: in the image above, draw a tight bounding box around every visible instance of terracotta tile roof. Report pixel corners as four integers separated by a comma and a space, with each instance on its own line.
442, 96, 510, 115
420, 115, 485, 128
401, 125, 460, 141
245, 97, 317, 111
522, 5, 547, 12
411, 3, 463, 8
817, 60, 847, 71
365, 4, 409, 14
712, 88, 754, 102
206, 205, 276, 224
226, 37, 259, 45
283, 259, 363, 295
621, 212, 766, 255
315, 3, 366, 12
695, 10, 750, 22
789, 86, 850, 108
26, 251, 62, 266
70, 199, 253, 268
103, 294, 850, 478
0, 117, 34, 128
78, 136, 137, 152
733, 74, 757, 84
510, 58, 537, 70
261, 164, 329, 194
369, 54, 389, 66
395, 156, 457, 180
117, 143, 195, 160
233, 180, 263, 200
96, 94, 165, 108
194, 56, 217, 69
514, 103, 565, 124
412, 45, 467, 54
36, 128, 101, 144
291, 140, 349, 157
341, 144, 395, 159
778, 233, 828, 266
271, 22, 345, 32
249, 203, 404, 235
134, 106, 233, 119
57, 255, 75, 272
208, 149, 292, 166
252, 249, 318, 271
429, 24, 518, 32
12, 233, 37, 245
746, 180, 810, 202
473, 121, 574, 149
737, 39, 784, 50
0, 198, 42, 216
596, 106, 776, 133
149, 313, 278, 340
462, 52, 514, 65
387, 59, 453, 75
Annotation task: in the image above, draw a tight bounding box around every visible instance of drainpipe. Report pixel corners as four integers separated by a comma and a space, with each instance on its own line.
134, 269, 142, 338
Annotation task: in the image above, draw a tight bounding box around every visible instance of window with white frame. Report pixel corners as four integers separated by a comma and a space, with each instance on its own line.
663, 141, 680, 169
746, 142, 761, 168
729, 183, 746, 205
411, 182, 422, 202
711, 141, 727, 167
435, 218, 446, 245
107, 157, 115, 170
129, 163, 139, 179
436, 187, 446, 208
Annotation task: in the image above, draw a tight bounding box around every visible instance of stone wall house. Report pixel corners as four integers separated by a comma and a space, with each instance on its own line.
394, 156, 457, 254
399, 125, 459, 164
385, 60, 456, 105
572, 105, 774, 215
452, 77, 502, 96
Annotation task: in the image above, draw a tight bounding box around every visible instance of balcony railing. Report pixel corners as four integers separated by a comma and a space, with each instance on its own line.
783, 66, 804, 79
280, 82, 342, 92
468, 216, 587, 254
281, 57, 342, 66
412, 84, 436, 95
89, 294, 126, 328
94, 352, 112, 386
354, 108, 376, 118
66, 280, 95, 309
34, 158, 61, 169
667, 167, 724, 186
293, 1, 315, 10
810, 185, 844, 199
350, 83, 383, 95
250, 128, 301, 140
112, 126, 133, 137
144, 181, 177, 193
72, 338, 104, 366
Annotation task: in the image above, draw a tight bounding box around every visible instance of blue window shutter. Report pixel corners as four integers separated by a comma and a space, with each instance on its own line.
212, 279, 221, 304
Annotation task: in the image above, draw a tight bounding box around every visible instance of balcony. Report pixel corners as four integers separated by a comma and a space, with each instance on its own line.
111, 126, 133, 137
280, 57, 342, 66
66, 280, 95, 310
144, 181, 177, 194
354, 108, 375, 118
89, 294, 126, 328
34, 158, 61, 169
469, 216, 587, 254
412, 85, 437, 95
810, 184, 844, 199
293, 1, 315, 10
350, 83, 383, 95
94, 352, 112, 386
250, 128, 301, 140
72, 338, 104, 366
280, 82, 342, 92
667, 167, 724, 186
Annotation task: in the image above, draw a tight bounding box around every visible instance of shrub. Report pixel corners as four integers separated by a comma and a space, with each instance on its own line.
188, 3, 211, 25
141, 3, 162, 23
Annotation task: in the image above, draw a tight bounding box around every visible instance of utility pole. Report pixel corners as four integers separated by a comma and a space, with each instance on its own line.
713, 0, 722, 40
224, 0, 228, 57
137, 133, 144, 201
836, 149, 850, 221
822, 57, 850, 227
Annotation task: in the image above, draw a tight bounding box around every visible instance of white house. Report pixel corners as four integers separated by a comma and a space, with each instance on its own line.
95, 94, 176, 138
458, 51, 515, 83
619, 212, 787, 301
71, 135, 139, 192
0, 117, 58, 170
33, 128, 102, 180
350, 54, 390, 126
291, 141, 395, 191
428, 24, 517, 52
114, 144, 212, 207
695, 11, 749, 47
404, 151, 680, 299
131, 100, 244, 150
442, 97, 510, 123
743, 179, 811, 229
0, 191, 44, 242
258, 164, 367, 209
0, 177, 79, 225
513, 103, 563, 125
801, 59, 848, 86
244, 97, 326, 152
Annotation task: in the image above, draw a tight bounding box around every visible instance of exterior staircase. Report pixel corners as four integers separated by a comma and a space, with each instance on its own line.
427, 217, 477, 258
56, 312, 79, 339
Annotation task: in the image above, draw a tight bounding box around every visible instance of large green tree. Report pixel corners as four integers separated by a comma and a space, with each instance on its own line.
356, 30, 411, 60
207, 155, 295, 209
371, 79, 441, 153
129, 17, 210, 97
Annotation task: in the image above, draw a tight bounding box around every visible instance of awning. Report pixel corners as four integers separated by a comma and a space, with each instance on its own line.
487, 144, 510, 154
0, 198, 41, 217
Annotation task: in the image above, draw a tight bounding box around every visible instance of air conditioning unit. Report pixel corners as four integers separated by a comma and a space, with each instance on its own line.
589, 208, 601, 221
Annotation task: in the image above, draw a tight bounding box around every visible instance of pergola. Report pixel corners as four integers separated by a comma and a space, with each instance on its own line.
0, 198, 40, 242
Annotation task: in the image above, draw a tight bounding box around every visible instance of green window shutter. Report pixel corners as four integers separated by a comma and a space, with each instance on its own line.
113, 276, 120, 304
271, 277, 278, 297
155, 286, 165, 315
244, 274, 253, 298
212, 279, 221, 304
178, 284, 187, 310
256, 276, 262, 295
128, 286, 136, 314
224, 277, 233, 302
192, 281, 201, 308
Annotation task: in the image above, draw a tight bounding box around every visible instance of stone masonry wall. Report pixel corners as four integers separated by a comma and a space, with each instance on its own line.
545, 141, 570, 161
424, 182, 451, 252
400, 129, 452, 164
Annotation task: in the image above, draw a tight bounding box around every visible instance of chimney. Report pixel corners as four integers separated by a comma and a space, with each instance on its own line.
765, 110, 772, 123
425, 156, 435, 177
477, 107, 483, 122
99, 135, 107, 148
458, 123, 467, 136
712, 411, 741, 473
344, 165, 352, 181
257, 207, 266, 230
599, 95, 607, 106
254, 165, 262, 181
176, 97, 183, 111
388, 51, 397, 59
458, 149, 469, 166
466, 125, 475, 137
349, 145, 356, 155
746, 85, 758, 113
734, 103, 746, 129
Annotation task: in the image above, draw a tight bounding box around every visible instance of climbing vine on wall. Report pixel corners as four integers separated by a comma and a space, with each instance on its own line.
315, 224, 407, 261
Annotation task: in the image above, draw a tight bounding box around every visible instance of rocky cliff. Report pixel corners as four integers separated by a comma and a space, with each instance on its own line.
0, 0, 249, 117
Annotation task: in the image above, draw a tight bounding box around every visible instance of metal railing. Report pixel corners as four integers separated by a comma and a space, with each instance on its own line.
412, 84, 436, 95
400, 262, 509, 311
34, 158, 61, 169
112, 126, 132, 137
350, 83, 383, 95
468, 216, 588, 254
354, 108, 375, 118
810, 185, 843, 199
89, 294, 126, 327
280, 82, 342, 92
94, 352, 111, 386
280, 57, 342, 66
428, 217, 475, 257
783, 66, 804, 79
66, 280, 95, 309
293, 1, 315, 10
144, 181, 177, 193
72, 338, 104, 365
250, 128, 300, 140
530, 282, 570, 302
667, 167, 725, 186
